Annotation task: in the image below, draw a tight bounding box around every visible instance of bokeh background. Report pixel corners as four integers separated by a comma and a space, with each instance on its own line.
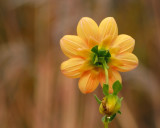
0, 0, 160, 128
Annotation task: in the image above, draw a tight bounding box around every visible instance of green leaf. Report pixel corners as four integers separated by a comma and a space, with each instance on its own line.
91, 45, 98, 54
112, 80, 122, 95
101, 115, 106, 123
117, 110, 121, 114
109, 113, 116, 122
103, 84, 109, 96
94, 94, 101, 104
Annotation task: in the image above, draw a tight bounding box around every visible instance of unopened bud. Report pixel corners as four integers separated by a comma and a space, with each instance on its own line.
99, 95, 122, 116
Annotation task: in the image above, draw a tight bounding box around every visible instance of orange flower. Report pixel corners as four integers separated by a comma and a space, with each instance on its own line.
60, 17, 138, 94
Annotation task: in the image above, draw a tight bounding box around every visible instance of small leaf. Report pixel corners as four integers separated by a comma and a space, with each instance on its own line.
91, 45, 98, 54
101, 115, 106, 123
112, 80, 122, 95
117, 110, 121, 114
103, 84, 109, 96
109, 113, 116, 122
94, 94, 101, 104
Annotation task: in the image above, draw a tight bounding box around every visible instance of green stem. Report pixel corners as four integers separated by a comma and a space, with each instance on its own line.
102, 61, 109, 85
104, 121, 108, 128
104, 117, 109, 128
103, 61, 109, 128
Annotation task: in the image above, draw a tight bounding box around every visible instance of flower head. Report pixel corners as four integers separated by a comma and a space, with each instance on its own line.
99, 95, 122, 116
60, 17, 138, 94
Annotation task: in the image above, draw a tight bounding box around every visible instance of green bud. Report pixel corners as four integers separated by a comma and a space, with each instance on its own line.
99, 103, 105, 114
99, 94, 122, 117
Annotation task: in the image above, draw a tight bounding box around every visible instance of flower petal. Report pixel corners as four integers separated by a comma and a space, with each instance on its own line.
60, 35, 88, 58
61, 58, 85, 78
77, 17, 99, 43
77, 48, 91, 59
88, 37, 99, 48
99, 70, 105, 87
99, 17, 118, 41
110, 34, 135, 54
108, 68, 122, 93
99, 35, 113, 49
99, 69, 122, 93
79, 59, 94, 71
110, 53, 138, 72
78, 70, 99, 94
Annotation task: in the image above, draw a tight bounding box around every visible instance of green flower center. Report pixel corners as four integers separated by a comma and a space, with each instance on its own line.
91, 45, 111, 67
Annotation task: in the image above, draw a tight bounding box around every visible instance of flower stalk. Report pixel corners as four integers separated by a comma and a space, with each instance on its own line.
104, 120, 108, 128
104, 116, 110, 128
102, 60, 110, 128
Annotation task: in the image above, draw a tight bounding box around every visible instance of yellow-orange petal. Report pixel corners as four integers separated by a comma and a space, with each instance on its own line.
99, 69, 122, 93
78, 70, 99, 94
99, 35, 113, 49
77, 48, 91, 59
110, 34, 135, 54
99, 70, 105, 87
88, 37, 99, 48
108, 68, 122, 93
77, 17, 99, 43
79, 59, 94, 72
61, 58, 85, 78
60, 35, 88, 58
110, 53, 138, 72
99, 17, 118, 41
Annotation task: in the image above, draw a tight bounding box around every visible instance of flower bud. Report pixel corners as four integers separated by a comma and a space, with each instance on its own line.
99, 95, 122, 116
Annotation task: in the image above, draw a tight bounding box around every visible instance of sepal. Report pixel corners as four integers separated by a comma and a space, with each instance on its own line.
103, 84, 109, 96
109, 113, 116, 122
101, 115, 106, 123
91, 45, 98, 54
117, 110, 121, 114
94, 94, 101, 104
112, 80, 122, 95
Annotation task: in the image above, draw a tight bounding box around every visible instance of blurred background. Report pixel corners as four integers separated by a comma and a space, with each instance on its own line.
0, 0, 160, 128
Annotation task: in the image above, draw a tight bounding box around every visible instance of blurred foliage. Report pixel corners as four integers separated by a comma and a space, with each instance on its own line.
0, 0, 160, 128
